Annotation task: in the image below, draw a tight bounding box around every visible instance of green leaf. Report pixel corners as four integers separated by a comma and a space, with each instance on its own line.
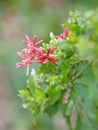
46, 103, 58, 117
40, 99, 48, 113
76, 62, 95, 88
48, 87, 61, 105
59, 102, 68, 117
72, 61, 96, 128
73, 84, 88, 101
35, 88, 46, 103
75, 115, 86, 130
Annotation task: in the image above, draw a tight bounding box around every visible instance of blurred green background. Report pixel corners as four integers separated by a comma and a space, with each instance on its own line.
0, 0, 98, 130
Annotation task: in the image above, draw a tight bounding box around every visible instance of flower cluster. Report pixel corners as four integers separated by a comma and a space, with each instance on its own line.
16, 35, 58, 75
16, 26, 69, 75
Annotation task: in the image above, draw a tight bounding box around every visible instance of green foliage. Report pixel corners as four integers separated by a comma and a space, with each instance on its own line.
65, 11, 90, 35
18, 10, 98, 130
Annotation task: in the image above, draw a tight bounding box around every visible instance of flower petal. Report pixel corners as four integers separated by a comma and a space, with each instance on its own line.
25, 35, 30, 41
36, 40, 43, 46
32, 35, 37, 45
16, 62, 25, 68
17, 52, 25, 59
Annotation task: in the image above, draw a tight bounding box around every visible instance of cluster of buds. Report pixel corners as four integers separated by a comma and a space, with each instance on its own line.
16, 26, 69, 76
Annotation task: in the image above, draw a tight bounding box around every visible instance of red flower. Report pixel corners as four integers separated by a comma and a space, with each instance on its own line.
16, 35, 58, 75
37, 47, 57, 65
16, 49, 35, 75
23, 35, 44, 54
54, 25, 68, 40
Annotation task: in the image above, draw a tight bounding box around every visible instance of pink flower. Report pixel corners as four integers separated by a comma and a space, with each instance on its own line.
16, 49, 35, 75
16, 35, 58, 75
23, 35, 44, 54
37, 47, 57, 65
54, 25, 68, 40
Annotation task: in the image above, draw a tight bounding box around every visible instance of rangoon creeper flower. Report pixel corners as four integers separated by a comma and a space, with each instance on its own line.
54, 25, 69, 40
23, 35, 44, 54
16, 49, 35, 76
36, 47, 57, 65
16, 35, 57, 75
